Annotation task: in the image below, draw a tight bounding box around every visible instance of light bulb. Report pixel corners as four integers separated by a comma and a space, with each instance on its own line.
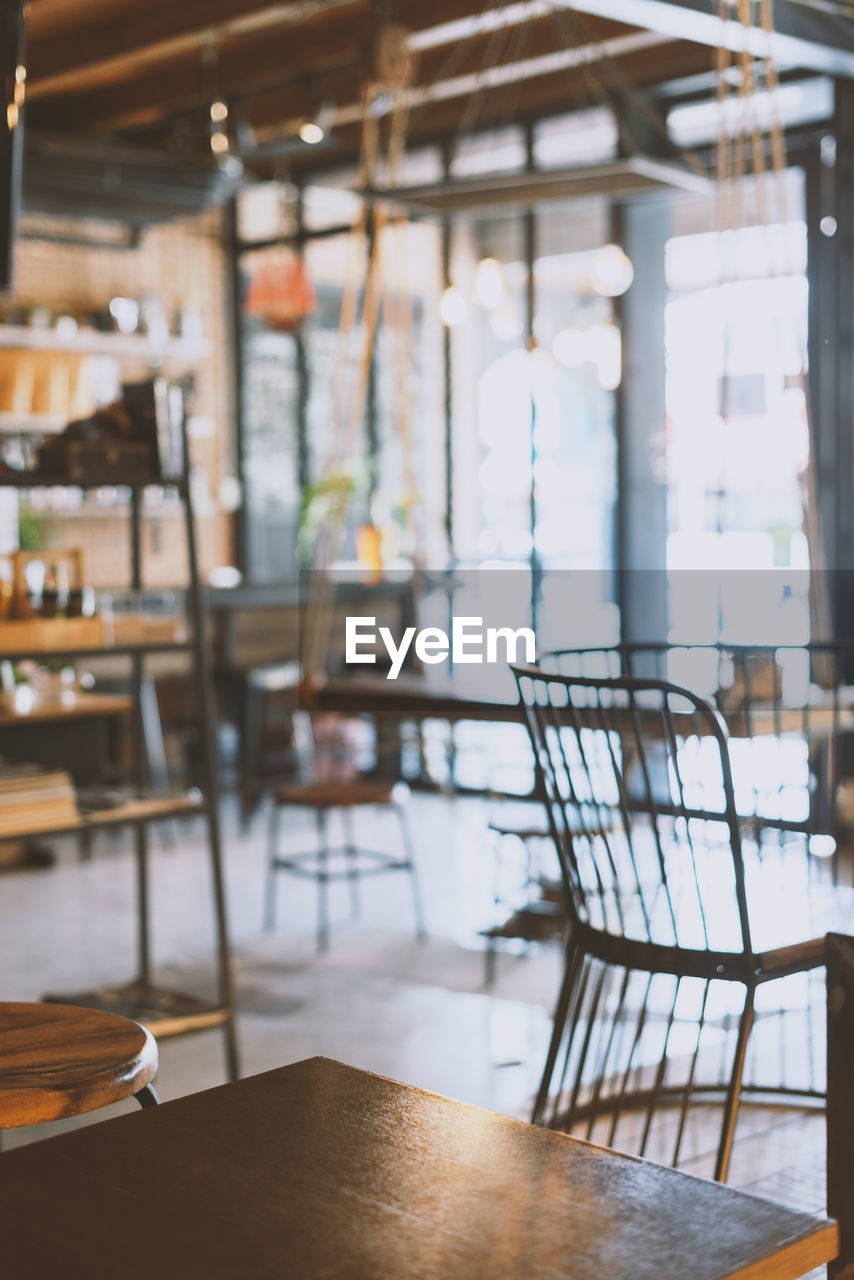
590, 244, 634, 297
552, 327, 585, 368
490, 301, 522, 341
210, 99, 229, 123
210, 130, 229, 154
440, 285, 466, 327
584, 323, 622, 390
299, 121, 325, 145
475, 257, 505, 310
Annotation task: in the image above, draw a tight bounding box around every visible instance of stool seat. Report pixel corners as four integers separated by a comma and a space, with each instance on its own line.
273, 779, 396, 808
0, 1002, 158, 1129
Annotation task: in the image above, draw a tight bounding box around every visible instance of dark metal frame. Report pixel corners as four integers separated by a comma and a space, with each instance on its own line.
542, 640, 854, 854
123, 406, 240, 1081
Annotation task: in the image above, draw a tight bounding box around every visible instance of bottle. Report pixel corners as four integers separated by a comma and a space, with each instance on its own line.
41, 562, 59, 619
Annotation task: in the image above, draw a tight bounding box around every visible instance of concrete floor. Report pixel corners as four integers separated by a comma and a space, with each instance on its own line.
0, 788, 828, 1262
2, 793, 559, 1145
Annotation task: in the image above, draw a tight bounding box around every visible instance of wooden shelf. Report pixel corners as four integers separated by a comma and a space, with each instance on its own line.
0, 691, 132, 726
0, 791, 205, 842
0, 325, 210, 361
0, 411, 66, 435
0, 639, 192, 661
47, 503, 184, 519
42, 978, 229, 1038
0, 469, 186, 491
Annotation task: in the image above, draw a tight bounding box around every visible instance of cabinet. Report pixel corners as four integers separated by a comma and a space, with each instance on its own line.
0, 411, 239, 1080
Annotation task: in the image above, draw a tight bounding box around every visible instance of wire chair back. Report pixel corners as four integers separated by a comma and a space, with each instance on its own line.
539, 642, 854, 856
512, 666, 754, 964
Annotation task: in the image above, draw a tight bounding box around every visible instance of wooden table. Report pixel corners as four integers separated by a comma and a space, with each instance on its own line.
0, 1056, 837, 1279
312, 672, 521, 724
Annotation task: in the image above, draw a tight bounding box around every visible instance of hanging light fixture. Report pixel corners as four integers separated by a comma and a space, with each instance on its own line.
585, 323, 622, 389
299, 120, 324, 145
475, 257, 506, 309
299, 102, 336, 146
590, 244, 634, 297
7, 61, 24, 131
551, 327, 586, 368
490, 301, 522, 342
440, 285, 466, 327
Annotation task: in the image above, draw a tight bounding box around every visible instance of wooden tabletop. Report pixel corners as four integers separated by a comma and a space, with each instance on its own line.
313, 673, 521, 723
0, 1057, 837, 1279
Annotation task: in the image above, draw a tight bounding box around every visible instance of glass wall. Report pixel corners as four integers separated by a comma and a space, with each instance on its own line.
665, 169, 811, 641
237, 182, 444, 579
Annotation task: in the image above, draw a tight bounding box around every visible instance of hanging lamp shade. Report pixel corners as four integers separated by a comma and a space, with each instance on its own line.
245, 248, 317, 331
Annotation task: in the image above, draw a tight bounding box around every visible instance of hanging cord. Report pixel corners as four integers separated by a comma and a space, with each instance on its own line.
711, 0, 832, 647
447, 1, 524, 160
302, 29, 417, 684
544, 1, 708, 179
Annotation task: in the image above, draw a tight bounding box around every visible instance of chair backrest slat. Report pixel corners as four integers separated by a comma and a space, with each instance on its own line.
513, 666, 753, 959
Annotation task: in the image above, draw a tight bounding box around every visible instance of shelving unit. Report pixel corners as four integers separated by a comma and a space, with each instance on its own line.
0, 411, 66, 434
0, 324, 210, 361
0, 421, 240, 1079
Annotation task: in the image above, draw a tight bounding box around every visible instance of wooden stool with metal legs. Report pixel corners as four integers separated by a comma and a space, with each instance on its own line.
265, 778, 427, 952
0, 1003, 160, 1131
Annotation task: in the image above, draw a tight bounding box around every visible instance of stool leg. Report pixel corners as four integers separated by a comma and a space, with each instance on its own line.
484, 935, 497, 990
135, 1083, 161, 1109
342, 806, 361, 918
396, 803, 427, 941
264, 802, 281, 932
241, 680, 263, 831
316, 809, 330, 952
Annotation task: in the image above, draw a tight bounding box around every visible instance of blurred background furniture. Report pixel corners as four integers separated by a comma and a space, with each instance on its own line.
265, 705, 426, 951
208, 577, 417, 824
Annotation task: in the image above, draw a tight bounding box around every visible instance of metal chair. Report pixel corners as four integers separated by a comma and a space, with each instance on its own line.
513, 664, 854, 1181
264, 708, 427, 951
0, 1002, 159, 1130
542, 641, 854, 864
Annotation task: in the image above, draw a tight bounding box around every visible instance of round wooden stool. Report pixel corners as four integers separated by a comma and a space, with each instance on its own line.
0, 1002, 160, 1129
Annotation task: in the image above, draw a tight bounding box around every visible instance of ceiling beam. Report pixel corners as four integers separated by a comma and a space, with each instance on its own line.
241, 27, 670, 143
246, 38, 713, 177
26, 0, 362, 99
26, 6, 637, 135
553, 0, 854, 77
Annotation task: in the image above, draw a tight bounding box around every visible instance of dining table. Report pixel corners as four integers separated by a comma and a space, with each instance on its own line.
0, 1055, 838, 1279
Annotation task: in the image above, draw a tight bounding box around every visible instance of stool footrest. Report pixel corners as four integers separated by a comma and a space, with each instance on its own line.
271, 847, 413, 879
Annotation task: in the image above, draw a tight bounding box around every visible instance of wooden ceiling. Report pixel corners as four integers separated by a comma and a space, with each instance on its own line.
20, 0, 854, 182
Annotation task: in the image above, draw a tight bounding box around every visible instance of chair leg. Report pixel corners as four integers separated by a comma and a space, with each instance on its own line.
135, 1083, 161, 1109
396, 802, 427, 941
342, 807, 361, 918
713, 986, 755, 1182
240, 678, 260, 831
316, 809, 330, 952
264, 802, 281, 932
532, 940, 581, 1127
484, 935, 497, 990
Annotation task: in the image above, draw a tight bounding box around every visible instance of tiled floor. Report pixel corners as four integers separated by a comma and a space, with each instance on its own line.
0, 789, 828, 1256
